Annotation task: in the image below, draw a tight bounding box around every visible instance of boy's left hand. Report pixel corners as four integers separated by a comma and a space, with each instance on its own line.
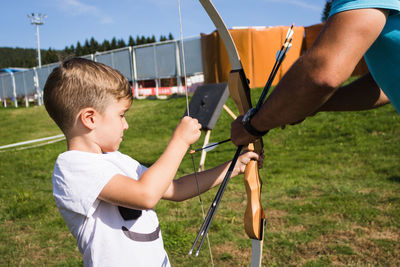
233, 151, 264, 176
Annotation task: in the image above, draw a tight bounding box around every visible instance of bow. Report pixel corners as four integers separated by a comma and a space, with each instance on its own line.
194, 0, 266, 265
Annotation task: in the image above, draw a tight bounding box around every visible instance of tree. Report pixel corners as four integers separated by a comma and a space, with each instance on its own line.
128, 35, 135, 46
321, 0, 332, 22
168, 33, 174, 40
135, 36, 142, 46
142, 35, 156, 44
76, 41, 83, 56
89, 37, 99, 53
110, 37, 117, 50
102, 40, 111, 51
140, 36, 146, 45
83, 39, 90, 55
42, 48, 59, 64
117, 38, 126, 48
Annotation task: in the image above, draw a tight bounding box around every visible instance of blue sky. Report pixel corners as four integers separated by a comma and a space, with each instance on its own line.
1, 0, 327, 50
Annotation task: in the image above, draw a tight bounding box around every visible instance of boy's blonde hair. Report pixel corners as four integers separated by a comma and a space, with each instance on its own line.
44, 58, 133, 134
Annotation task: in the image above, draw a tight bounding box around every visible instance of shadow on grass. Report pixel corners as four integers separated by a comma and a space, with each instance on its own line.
388, 176, 400, 183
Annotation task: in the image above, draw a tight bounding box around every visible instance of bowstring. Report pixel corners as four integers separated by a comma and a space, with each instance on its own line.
177, 0, 214, 265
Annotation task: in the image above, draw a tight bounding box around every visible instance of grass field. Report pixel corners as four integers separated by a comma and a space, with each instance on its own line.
0, 89, 399, 266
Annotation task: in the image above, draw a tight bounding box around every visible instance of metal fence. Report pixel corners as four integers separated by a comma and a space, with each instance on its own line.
0, 36, 203, 107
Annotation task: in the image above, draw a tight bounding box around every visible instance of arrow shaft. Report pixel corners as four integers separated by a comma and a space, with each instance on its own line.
190, 138, 231, 154
189, 145, 243, 255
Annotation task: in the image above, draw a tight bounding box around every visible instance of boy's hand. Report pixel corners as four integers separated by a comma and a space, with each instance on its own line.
232, 151, 263, 176
174, 116, 202, 147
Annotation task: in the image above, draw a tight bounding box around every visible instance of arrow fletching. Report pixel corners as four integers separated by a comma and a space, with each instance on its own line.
285, 24, 294, 40
275, 42, 292, 61
190, 142, 218, 154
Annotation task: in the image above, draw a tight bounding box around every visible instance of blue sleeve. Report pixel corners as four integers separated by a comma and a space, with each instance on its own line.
329, 0, 400, 17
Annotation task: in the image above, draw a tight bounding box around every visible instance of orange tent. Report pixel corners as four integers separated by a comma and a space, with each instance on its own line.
201, 23, 368, 88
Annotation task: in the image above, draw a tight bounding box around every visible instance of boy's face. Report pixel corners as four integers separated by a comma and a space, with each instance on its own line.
95, 98, 131, 153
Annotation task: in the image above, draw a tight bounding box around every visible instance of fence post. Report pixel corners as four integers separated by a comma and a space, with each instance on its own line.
10, 72, 18, 107
1, 75, 6, 107
33, 67, 42, 106
22, 72, 29, 107
175, 40, 183, 94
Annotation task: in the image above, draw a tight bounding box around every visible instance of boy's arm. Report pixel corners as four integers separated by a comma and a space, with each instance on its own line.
98, 116, 201, 209
162, 151, 260, 202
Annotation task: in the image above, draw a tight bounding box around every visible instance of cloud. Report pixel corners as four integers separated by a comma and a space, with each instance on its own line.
263, 0, 321, 11
56, 0, 114, 24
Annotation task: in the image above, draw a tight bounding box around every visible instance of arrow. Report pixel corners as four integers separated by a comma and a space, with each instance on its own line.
189, 21, 295, 257
189, 138, 231, 154
189, 145, 244, 256
255, 24, 294, 111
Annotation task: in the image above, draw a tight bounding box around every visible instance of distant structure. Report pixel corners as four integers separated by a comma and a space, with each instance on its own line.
27, 13, 47, 67
0, 68, 26, 74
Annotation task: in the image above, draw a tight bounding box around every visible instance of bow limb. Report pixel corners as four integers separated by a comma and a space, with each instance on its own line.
199, 0, 265, 264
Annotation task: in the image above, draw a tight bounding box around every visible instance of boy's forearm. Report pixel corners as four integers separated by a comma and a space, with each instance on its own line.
163, 161, 231, 202
140, 136, 190, 202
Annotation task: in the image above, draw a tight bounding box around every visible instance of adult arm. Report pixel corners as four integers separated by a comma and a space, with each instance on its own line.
319, 72, 389, 111
231, 8, 388, 146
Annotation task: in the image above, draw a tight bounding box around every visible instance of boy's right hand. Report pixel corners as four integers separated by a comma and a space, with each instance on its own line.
233, 151, 263, 176
174, 116, 202, 146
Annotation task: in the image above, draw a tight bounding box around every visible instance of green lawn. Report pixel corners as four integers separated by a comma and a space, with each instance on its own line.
0, 89, 399, 266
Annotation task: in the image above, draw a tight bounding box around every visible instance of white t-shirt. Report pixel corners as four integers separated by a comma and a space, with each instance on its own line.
52, 150, 170, 267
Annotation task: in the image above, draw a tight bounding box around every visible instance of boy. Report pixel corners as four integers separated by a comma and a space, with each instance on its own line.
43, 58, 260, 267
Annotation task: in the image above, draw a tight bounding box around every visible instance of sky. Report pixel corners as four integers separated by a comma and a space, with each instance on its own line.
1, 0, 327, 50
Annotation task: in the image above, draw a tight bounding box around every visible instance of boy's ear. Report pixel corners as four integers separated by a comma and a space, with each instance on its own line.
79, 107, 98, 130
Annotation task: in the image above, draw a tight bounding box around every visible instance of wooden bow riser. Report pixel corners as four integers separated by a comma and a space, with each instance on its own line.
228, 69, 265, 241
244, 159, 265, 240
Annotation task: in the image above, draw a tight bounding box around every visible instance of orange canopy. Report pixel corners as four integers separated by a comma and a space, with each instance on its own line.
201, 23, 368, 88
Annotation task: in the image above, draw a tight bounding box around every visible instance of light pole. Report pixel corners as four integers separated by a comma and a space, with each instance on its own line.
28, 13, 46, 67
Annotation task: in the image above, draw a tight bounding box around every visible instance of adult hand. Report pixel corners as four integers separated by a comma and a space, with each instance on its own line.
230, 115, 259, 146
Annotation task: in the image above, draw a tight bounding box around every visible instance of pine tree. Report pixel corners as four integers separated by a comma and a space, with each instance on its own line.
89, 37, 99, 53
117, 38, 126, 48
321, 0, 332, 22
76, 41, 83, 56
128, 35, 135, 46
111, 37, 117, 49
42, 48, 59, 64
136, 36, 142, 46
83, 39, 90, 55
102, 40, 111, 51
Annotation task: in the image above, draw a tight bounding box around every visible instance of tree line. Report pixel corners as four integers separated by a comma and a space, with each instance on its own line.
0, 33, 174, 69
